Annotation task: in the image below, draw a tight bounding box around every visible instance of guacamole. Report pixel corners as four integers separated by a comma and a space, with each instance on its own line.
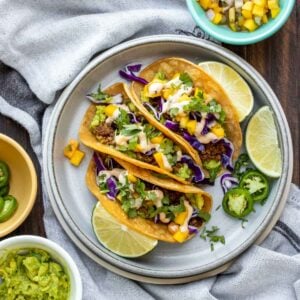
0, 248, 70, 300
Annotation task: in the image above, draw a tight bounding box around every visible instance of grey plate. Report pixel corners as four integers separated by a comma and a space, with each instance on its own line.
43, 35, 293, 282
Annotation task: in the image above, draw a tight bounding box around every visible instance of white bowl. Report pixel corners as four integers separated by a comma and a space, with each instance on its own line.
0, 235, 82, 300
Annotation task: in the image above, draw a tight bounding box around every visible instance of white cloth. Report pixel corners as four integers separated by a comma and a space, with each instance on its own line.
0, 1, 299, 299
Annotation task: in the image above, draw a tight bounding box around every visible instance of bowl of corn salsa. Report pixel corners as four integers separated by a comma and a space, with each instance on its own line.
186, 0, 295, 45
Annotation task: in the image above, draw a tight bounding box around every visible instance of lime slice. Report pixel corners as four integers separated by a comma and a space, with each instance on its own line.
198, 61, 254, 122
92, 202, 158, 257
246, 106, 282, 178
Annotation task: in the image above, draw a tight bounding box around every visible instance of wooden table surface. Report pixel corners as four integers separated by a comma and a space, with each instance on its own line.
0, 7, 299, 237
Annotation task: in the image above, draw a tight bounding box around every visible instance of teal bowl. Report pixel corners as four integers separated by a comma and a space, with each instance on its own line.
186, 0, 295, 45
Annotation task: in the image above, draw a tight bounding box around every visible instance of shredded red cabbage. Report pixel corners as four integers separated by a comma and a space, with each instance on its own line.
145, 149, 155, 156
189, 112, 201, 121
144, 102, 161, 120
183, 132, 205, 152
128, 112, 139, 123
93, 152, 106, 174
213, 138, 234, 171
220, 172, 239, 194
154, 215, 159, 224
188, 225, 198, 234
201, 113, 216, 135
119, 64, 148, 85
158, 97, 164, 113
106, 177, 118, 200
181, 155, 205, 183
165, 120, 179, 132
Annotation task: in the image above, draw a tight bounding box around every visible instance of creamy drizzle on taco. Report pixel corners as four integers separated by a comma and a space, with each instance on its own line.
89, 153, 212, 243
80, 82, 205, 184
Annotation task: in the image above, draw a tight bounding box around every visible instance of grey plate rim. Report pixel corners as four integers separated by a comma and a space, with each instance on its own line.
43, 35, 293, 281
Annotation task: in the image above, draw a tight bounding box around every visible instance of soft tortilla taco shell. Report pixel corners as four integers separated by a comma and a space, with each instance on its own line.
79, 82, 196, 184
130, 57, 242, 161
86, 158, 212, 243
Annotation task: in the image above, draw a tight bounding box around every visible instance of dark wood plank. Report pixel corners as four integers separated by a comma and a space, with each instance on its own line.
0, 115, 46, 237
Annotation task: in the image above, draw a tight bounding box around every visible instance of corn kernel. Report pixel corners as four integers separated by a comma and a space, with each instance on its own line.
104, 104, 118, 117
242, 9, 252, 19
70, 150, 85, 166
212, 12, 223, 24
268, 0, 279, 9
253, 0, 267, 7
242, 2, 254, 11
150, 135, 164, 144
271, 7, 280, 18
252, 5, 265, 17
262, 14, 268, 23
173, 230, 189, 243
199, 0, 210, 10
243, 19, 258, 31
211, 124, 225, 138
186, 120, 197, 135
174, 211, 188, 225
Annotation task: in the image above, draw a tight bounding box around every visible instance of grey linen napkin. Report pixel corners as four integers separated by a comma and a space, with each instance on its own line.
0, 1, 300, 299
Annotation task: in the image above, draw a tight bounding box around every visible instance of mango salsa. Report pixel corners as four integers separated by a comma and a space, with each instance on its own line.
197, 0, 281, 32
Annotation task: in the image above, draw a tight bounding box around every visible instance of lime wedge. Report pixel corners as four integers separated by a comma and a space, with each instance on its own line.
92, 202, 158, 257
246, 106, 282, 178
199, 61, 254, 122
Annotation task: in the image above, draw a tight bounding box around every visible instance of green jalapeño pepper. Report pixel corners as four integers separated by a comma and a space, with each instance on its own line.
0, 195, 18, 222
240, 170, 269, 203
0, 161, 10, 188
0, 184, 9, 197
222, 187, 254, 219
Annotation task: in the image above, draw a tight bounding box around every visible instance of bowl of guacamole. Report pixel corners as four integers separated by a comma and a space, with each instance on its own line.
0, 235, 82, 300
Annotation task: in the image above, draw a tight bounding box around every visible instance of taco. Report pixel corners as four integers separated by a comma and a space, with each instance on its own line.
79, 82, 205, 184
86, 152, 212, 243
130, 58, 243, 183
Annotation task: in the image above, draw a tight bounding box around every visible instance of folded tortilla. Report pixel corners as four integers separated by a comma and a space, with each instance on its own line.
86, 155, 212, 243
130, 57, 242, 164
79, 82, 202, 184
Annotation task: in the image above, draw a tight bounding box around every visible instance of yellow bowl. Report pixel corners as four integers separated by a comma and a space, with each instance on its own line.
0, 134, 37, 237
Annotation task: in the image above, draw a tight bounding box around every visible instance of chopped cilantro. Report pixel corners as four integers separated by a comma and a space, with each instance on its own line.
169, 108, 179, 118
179, 73, 193, 87
147, 191, 158, 201
135, 180, 146, 199
155, 72, 166, 80
198, 210, 211, 222
89, 84, 112, 102
168, 198, 186, 213
144, 124, 161, 139
160, 139, 174, 155
120, 124, 142, 136
127, 208, 137, 218
114, 108, 130, 131
127, 136, 139, 151
200, 226, 225, 251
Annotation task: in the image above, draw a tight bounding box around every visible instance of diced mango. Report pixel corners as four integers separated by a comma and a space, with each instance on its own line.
180, 116, 190, 129
186, 120, 197, 135
242, 9, 252, 19
127, 173, 137, 183
174, 211, 188, 225
212, 12, 223, 24
252, 4, 265, 17
268, 0, 279, 9
242, 2, 254, 11
271, 7, 280, 18
64, 139, 79, 159
153, 152, 164, 170
162, 88, 173, 99
70, 150, 85, 166
135, 144, 143, 152
253, 0, 267, 7
243, 19, 258, 31
178, 94, 191, 102
211, 124, 225, 138
173, 230, 189, 243
104, 104, 118, 117
150, 135, 164, 144
199, 0, 210, 10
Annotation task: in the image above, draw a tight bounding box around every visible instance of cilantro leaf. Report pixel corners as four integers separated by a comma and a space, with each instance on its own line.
179, 73, 193, 87
114, 109, 130, 131
198, 210, 211, 222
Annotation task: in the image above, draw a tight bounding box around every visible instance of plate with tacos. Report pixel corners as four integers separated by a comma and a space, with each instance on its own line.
44, 35, 292, 283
